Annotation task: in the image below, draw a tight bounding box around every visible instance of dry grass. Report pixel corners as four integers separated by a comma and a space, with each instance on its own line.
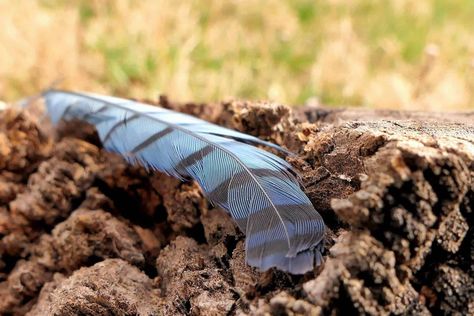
1, 0, 473, 110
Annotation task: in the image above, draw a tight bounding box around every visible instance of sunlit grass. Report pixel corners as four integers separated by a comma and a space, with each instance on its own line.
1, 0, 473, 110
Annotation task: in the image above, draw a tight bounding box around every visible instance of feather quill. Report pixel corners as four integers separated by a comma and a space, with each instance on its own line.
42, 90, 325, 274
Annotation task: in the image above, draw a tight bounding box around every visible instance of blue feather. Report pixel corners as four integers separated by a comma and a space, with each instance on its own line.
42, 90, 325, 274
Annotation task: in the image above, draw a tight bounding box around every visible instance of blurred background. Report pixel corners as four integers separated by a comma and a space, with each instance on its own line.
1, 0, 473, 110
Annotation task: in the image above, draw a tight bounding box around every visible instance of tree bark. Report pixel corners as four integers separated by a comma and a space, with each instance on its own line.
0, 100, 472, 315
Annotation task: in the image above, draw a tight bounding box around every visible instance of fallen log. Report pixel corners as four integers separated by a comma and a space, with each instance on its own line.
0, 98, 472, 315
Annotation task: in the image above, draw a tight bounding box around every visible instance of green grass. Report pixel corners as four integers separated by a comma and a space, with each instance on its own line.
1, 0, 473, 110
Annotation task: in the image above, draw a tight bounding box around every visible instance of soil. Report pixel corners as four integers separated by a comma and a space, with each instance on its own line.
0, 98, 473, 315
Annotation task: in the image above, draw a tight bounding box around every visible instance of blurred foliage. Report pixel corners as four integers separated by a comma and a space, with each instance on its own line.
1, 0, 473, 110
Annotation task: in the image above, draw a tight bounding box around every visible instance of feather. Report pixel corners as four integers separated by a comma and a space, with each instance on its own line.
42, 90, 325, 274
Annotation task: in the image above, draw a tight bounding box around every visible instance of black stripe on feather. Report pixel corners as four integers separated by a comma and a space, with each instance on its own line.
103, 113, 141, 143
176, 145, 215, 172
131, 127, 174, 153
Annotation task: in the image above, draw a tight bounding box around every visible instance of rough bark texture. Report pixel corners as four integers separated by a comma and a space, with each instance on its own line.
0, 98, 472, 315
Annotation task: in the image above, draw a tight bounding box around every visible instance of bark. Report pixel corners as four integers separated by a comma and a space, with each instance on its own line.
0, 100, 472, 315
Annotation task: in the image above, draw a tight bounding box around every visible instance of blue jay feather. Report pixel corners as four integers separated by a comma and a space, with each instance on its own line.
42, 90, 325, 274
